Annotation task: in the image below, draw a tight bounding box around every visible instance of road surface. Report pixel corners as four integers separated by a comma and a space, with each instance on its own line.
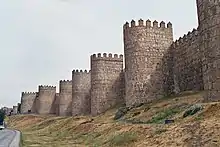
0, 129, 20, 147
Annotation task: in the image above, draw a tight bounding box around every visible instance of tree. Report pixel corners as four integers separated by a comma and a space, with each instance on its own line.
0, 109, 5, 123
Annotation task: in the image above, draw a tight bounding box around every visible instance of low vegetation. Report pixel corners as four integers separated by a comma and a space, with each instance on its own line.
7, 92, 220, 147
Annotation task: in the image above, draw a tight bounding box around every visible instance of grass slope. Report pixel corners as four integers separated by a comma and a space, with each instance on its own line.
8, 92, 220, 147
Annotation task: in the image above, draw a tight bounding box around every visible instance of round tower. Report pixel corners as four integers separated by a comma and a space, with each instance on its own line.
36, 85, 56, 114
123, 19, 173, 107
20, 92, 37, 114
72, 70, 91, 116
12, 106, 18, 115
196, 0, 220, 101
59, 80, 72, 116
90, 53, 124, 116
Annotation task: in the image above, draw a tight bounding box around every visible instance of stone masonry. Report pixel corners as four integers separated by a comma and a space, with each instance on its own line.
90, 53, 124, 116
36, 85, 56, 115
55, 93, 60, 115
20, 92, 37, 114
196, 0, 220, 102
72, 70, 91, 116
18, 0, 220, 116
172, 29, 203, 93
59, 80, 72, 116
123, 20, 173, 107
12, 106, 18, 115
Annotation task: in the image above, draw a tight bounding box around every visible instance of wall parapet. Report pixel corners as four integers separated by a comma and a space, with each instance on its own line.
38, 85, 56, 90
123, 19, 172, 30
21, 92, 37, 97
59, 80, 72, 84
173, 28, 198, 48
91, 53, 123, 61
72, 69, 91, 74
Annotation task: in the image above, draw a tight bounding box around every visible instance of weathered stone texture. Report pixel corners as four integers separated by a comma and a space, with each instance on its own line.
123, 19, 173, 107
196, 0, 220, 101
54, 93, 60, 115
12, 106, 18, 114
59, 80, 72, 116
172, 29, 203, 93
72, 70, 91, 116
91, 53, 124, 116
20, 92, 37, 114
36, 85, 56, 114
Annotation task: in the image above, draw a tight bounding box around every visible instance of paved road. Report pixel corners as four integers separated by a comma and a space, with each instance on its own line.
0, 129, 20, 147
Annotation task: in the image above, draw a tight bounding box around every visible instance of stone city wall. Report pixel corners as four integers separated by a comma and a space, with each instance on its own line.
36, 85, 56, 114
20, 92, 37, 114
59, 80, 72, 116
90, 53, 124, 116
72, 70, 91, 116
123, 19, 173, 107
172, 28, 204, 93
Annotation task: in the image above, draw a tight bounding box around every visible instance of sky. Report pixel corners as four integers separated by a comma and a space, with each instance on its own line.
0, 0, 198, 108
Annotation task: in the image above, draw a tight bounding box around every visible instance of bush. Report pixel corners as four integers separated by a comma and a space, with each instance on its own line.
114, 107, 129, 120
0, 109, 5, 123
183, 104, 203, 118
147, 108, 180, 124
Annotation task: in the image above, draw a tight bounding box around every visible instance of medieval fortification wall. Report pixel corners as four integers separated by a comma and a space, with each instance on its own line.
20, 92, 37, 114
36, 85, 56, 114
55, 93, 60, 115
90, 53, 124, 116
72, 70, 91, 116
18, 0, 220, 117
12, 106, 18, 114
172, 28, 204, 93
196, 0, 220, 101
123, 19, 173, 107
59, 80, 72, 116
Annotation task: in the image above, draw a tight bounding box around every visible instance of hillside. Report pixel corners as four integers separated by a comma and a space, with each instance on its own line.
8, 92, 220, 147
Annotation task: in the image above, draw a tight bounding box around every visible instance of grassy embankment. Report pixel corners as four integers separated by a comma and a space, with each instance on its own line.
8, 91, 220, 147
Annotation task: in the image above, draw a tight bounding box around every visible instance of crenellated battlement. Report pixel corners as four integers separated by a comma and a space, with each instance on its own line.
173, 28, 198, 48
59, 80, 72, 84
90, 53, 123, 61
22, 92, 37, 96
123, 19, 172, 30
72, 69, 91, 74
38, 85, 56, 91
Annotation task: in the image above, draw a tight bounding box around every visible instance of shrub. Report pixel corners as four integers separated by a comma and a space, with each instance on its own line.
183, 104, 203, 118
147, 108, 180, 124
114, 107, 129, 120
0, 109, 5, 123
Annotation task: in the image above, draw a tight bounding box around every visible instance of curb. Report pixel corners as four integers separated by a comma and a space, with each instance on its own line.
9, 130, 21, 147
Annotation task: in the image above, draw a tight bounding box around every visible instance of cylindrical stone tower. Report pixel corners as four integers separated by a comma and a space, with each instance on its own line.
72, 70, 91, 116
59, 80, 72, 116
36, 85, 56, 114
91, 53, 125, 116
12, 106, 18, 115
123, 19, 173, 107
196, 0, 220, 101
20, 92, 37, 114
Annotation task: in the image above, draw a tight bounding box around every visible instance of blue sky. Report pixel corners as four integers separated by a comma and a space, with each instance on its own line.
0, 0, 198, 108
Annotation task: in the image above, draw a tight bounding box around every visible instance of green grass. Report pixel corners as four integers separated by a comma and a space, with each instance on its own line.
146, 108, 181, 124
108, 132, 138, 146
